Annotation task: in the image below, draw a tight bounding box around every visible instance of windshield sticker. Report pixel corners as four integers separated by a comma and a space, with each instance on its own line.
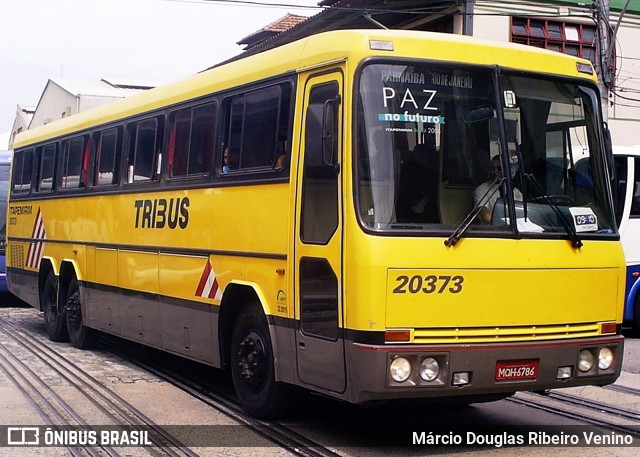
569, 207, 598, 232
504, 90, 517, 108
379, 87, 445, 127
378, 112, 445, 124
430, 73, 473, 89
376, 70, 477, 129
380, 71, 474, 90
383, 87, 438, 110
381, 71, 426, 84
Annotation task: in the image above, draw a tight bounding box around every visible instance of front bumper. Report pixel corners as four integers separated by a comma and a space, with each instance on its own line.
345, 335, 624, 404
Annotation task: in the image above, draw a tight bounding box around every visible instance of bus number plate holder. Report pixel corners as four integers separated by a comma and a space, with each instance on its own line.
495, 360, 538, 381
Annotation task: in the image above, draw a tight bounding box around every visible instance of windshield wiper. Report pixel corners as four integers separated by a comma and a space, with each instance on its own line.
523, 173, 583, 249
444, 177, 504, 247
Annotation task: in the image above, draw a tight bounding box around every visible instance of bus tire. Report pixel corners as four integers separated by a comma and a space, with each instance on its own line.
65, 277, 97, 349
42, 270, 68, 342
230, 302, 292, 418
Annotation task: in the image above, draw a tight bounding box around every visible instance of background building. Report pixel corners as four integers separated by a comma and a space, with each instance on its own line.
9, 78, 157, 148
8, 105, 34, 150
472, 0, 639, 146
241, 0, 639, 147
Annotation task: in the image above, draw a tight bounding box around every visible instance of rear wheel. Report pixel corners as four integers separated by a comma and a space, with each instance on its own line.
230, 302, 294, 418
66, 277, 97, 349
42, 270, 68, 342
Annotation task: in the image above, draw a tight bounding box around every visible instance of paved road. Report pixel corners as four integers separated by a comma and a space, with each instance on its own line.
1, 297, 639, 456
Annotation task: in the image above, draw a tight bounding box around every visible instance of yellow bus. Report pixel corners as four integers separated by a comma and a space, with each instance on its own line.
7, 30, 624, 418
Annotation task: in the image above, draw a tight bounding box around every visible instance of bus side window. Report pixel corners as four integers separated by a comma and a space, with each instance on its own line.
93, 128, 121, 186
11, 149, 34, 194
222, 83, 291, 173
127, 118, 162, 183
37, 143, 57, 192
60, 136, 88, 189
168, 102, 216, 178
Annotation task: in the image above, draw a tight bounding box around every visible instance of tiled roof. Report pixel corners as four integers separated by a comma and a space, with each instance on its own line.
238, 13, 309, 47
267, 13, 308, 32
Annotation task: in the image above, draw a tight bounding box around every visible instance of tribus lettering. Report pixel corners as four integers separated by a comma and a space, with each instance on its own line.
134, 197, 189, 229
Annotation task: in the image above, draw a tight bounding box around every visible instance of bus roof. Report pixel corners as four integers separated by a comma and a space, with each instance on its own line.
14, 29, 598, 149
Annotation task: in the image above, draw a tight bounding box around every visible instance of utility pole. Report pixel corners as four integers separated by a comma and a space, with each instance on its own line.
603, 0, 633, 124
595, 0, 610, 122
463, 0, 475, 36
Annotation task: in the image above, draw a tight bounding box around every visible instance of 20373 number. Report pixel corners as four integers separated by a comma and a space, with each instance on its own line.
392, 275, 464, 294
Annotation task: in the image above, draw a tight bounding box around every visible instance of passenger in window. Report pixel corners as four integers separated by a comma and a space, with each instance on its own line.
474, 154, 522, 224
222, 148, 230, 174
275, 153, 287, 170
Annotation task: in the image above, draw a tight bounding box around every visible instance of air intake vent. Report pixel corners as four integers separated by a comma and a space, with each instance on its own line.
413, 323, 600, 344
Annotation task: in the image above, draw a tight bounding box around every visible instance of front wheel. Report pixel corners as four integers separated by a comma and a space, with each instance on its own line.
66, 277, 97, 349
42, 270, 68, 342
230, 303, 294, 418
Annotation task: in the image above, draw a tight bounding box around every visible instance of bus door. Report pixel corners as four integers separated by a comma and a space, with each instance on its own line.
294, 71, 346, 393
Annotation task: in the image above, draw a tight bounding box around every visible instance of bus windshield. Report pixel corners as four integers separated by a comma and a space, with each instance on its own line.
355, 62, 615, 238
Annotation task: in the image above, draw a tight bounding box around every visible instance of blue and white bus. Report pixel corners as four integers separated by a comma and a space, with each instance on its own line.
612, 146, 640, 331
0, 149, 11, 292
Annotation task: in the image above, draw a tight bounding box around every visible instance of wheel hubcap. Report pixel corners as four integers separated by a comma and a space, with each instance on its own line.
237, 331, 266, 387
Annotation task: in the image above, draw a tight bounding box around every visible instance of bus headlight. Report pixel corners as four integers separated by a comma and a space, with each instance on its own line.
578, 349, 594, 372
420, 357, 439, 382
598, 347, 614, 370
390, 357, 412, 382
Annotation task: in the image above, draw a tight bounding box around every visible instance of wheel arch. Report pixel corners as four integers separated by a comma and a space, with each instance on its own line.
58, 260, 82, 302
218, 282, 274, 369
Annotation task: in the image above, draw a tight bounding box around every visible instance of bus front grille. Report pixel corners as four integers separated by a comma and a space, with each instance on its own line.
412, 323, 601, 344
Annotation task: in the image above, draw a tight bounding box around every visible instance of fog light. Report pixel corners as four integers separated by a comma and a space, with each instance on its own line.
578, 349, 594, 373
598, 347, 614, 370
420, 357, 439, 382
452, 372, 470, 386
557, 366, 572, 379
390, 357, 412, 382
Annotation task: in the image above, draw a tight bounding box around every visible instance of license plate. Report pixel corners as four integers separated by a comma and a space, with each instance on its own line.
495, 359, 539, 381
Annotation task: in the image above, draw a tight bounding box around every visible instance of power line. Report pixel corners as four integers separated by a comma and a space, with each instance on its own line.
163, 0, 323, 10
162, 0, 595, 19
619, 55, 640, 62
611, 89, 640, 103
